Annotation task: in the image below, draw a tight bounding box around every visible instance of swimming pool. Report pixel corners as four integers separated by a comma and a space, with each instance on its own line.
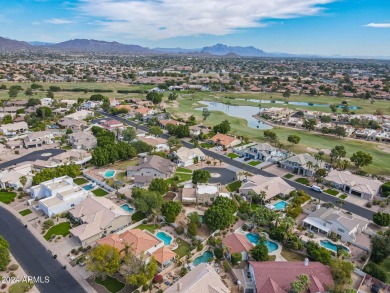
156, 231, 172, 246
104, 170, 116, 178
193, 251, 214, 266
120, 204, 134, 213
246, 233, 279, 253
83, 184, 94, 191
274, 201, 288, 211
320, 240, 349, 253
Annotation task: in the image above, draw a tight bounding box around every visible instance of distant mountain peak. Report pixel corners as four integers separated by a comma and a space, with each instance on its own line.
201, 43, 265, 57
0, 36, 31, 50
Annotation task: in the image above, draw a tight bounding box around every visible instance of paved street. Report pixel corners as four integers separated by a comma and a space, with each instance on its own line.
0, 148, 65, 169
0, 206, 85, 293
98, 111, 374, 220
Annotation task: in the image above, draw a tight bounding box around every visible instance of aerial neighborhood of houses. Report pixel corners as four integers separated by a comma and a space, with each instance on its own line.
0, 56, 389, 293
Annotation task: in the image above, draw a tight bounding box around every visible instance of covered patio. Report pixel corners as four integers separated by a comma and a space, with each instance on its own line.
303, 218, 330, 235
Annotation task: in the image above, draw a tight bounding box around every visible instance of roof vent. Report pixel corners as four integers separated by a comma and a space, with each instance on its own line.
177, 282, 182, 291
304, 258, 309, 267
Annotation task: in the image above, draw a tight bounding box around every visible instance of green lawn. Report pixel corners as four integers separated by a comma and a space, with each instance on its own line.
44, 222, 71, 240
176, 167, 193, 174
173, 238, 191, 258
167, 96, 390, 176
166, 173, 192, 185
92, 188, 109, 197
9, 282, 34, 293
376, 258, 390, 282
248, 161, 261, 166
283, 173, 294, 179
324, 189, 339, 196
281, 247, 307, 262
73, 177, 88, 185
339, 194, 348, 199
132, 211, 146, 222
227, 153, 239, 159
227, 181, 242, 192
0, 191, 17, 204
295, 178, 310, 185
19, 209, 32, 216
136, 224, 159, 233
200, 143, 213, 148
95, 276, 125, 293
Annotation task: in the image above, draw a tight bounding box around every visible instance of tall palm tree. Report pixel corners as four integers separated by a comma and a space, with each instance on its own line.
306, 161, 314, 176
297, 274, 310, 292
281, 216, 296, 234
259, 191, 266, 206
336, 199, 345, 211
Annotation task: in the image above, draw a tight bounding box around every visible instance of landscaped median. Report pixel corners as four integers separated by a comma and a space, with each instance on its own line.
19, 209, 32, 216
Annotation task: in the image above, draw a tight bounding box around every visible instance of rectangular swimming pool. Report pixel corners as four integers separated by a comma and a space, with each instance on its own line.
273, 201, 288, 211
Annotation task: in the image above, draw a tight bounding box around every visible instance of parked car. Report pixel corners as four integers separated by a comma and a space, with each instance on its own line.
310, 185, 323, 193
371, 284, 381, 293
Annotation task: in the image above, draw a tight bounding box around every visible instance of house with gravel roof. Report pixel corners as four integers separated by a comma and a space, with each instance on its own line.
69, 197, 132, 246
239, 175, 295, 201
126, 155, 176, 178
164, 263, 229, 293
303, 206, 369, 242
279, 153, 325, 176
324, 170, 382, 200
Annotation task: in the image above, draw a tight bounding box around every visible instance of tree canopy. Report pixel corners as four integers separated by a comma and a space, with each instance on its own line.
192, 169, 211, 184
161, 201, 182, 223
134, 189, 163, 216
250, 241, 269, 261
213, 120, 231, 134
0, 236, 10, 271
87, 244, 120, 280
33, 164, 81, 185
204, 197, 238, 231
148, 178, 169, 195
146, 92, 163, 105
350, 151, 373, 168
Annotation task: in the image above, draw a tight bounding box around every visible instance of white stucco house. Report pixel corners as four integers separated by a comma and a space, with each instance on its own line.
30, 176, 90, 217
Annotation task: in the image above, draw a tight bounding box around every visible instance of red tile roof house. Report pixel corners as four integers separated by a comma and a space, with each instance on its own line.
222, 233, 253, 261
100, 119, 124, 130
249, 260, 334, 293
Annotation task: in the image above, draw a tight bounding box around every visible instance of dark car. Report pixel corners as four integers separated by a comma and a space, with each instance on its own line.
371, 284, 381, 293
244, 158, 250, 161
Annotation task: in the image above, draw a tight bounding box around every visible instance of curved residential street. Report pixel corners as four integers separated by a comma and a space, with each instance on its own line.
0, 148, 65, 169
0, 206, 85, 293
99, 111, 374, 220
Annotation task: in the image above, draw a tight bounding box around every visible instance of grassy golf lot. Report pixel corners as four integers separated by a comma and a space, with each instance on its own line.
0, 191, 17, 204
44, 222, 71, 240
167, 96, 390, 176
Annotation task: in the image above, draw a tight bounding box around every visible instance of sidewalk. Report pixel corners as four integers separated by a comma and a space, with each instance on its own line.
0, 203, 96, 293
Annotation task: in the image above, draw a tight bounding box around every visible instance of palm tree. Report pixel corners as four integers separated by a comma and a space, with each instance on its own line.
291, 274, 310, 293
336, 199, 345, 211
246, 191, 256, 209
306, 161, 314, 176
281, 216, 295, 234
259, 191, 266, 206
20, 176, 27, 187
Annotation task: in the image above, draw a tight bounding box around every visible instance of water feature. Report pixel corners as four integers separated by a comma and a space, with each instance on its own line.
120, 204, 134, 213
196, 101, 272, 130
245, 233, 279, 253
233, 98, 361, 110
104, 170, 116, 178
320, 240, 349, 253
273, 201, 288, 211
156, 231, 172, 246
83, 184, 94, 191
193, 251, 214, 266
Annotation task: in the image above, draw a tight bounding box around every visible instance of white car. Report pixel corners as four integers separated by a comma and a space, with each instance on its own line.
310, 185, 323, 193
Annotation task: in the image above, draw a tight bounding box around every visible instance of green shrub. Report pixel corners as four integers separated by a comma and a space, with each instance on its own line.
8, 264, 19, 271
363, 263, 387, 282
231, 253, 242, 265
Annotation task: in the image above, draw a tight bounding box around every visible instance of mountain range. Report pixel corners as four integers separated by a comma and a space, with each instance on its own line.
0, 36, 388, 59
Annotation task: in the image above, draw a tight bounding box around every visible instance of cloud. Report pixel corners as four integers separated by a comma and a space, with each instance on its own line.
77, 0, 336, 39
45, 18, 73, 25
365, 23, 390, 28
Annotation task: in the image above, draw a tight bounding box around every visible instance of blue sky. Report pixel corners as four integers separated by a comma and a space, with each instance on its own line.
0, 0, 389, 56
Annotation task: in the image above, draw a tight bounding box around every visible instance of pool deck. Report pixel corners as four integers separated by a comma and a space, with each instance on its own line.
235, 227, 286, 261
